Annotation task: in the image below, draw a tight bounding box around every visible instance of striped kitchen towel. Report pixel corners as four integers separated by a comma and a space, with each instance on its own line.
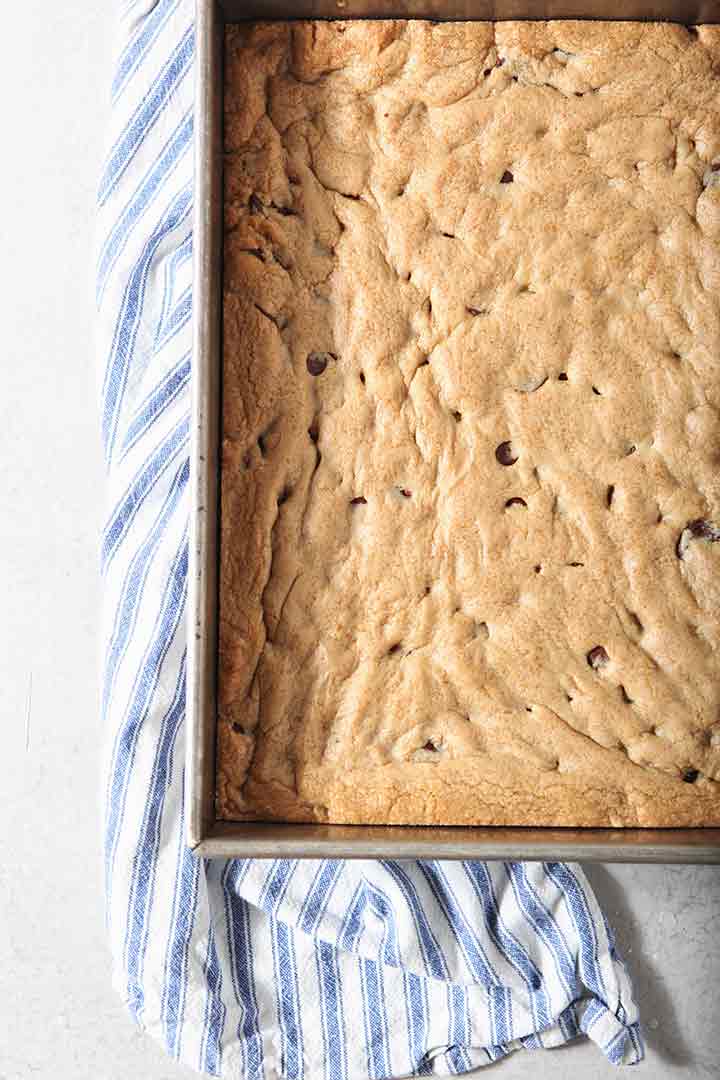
97, 1, 644, 1074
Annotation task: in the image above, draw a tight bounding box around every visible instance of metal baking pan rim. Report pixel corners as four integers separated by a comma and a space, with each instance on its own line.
187, 0, 720, 862
192, 821, 720, 863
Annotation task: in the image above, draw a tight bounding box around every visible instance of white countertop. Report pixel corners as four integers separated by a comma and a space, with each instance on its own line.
0, 3, 718, 1078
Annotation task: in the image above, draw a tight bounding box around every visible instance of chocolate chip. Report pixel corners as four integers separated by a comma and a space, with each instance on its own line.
307, 351, 334, 375
558, 372, 568, 381
495, 441, 518, 466
505, 497, 527, 508
350, 496, 367, 505
606, 485, 615, 508
500, 170, 514, 184
592, 385, 602, 396
400, 489, 412, 498
587, 645, 609, 669
534, 564, 542, 573
359, 371, 366, 384
422, 740, 439, 752
676, 518, 720, 558
249, 193, 263, 214
452, 410, 462, 422
231, 722, 245, 733
682, 767, 699, 783
567, 561, 584, 568
625, 444, 637, 456
387, 642, 402, 656
483, 67, 492, 76
687, 519, 720, 540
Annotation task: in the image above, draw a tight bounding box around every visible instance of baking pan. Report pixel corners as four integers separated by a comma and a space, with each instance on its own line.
188, 0, 720, 861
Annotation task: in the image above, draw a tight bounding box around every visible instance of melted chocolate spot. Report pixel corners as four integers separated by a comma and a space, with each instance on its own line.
495, 441, 518, 466
676, 519, 720, 558
587, 645, 609, 669
307, 351, 335, 375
